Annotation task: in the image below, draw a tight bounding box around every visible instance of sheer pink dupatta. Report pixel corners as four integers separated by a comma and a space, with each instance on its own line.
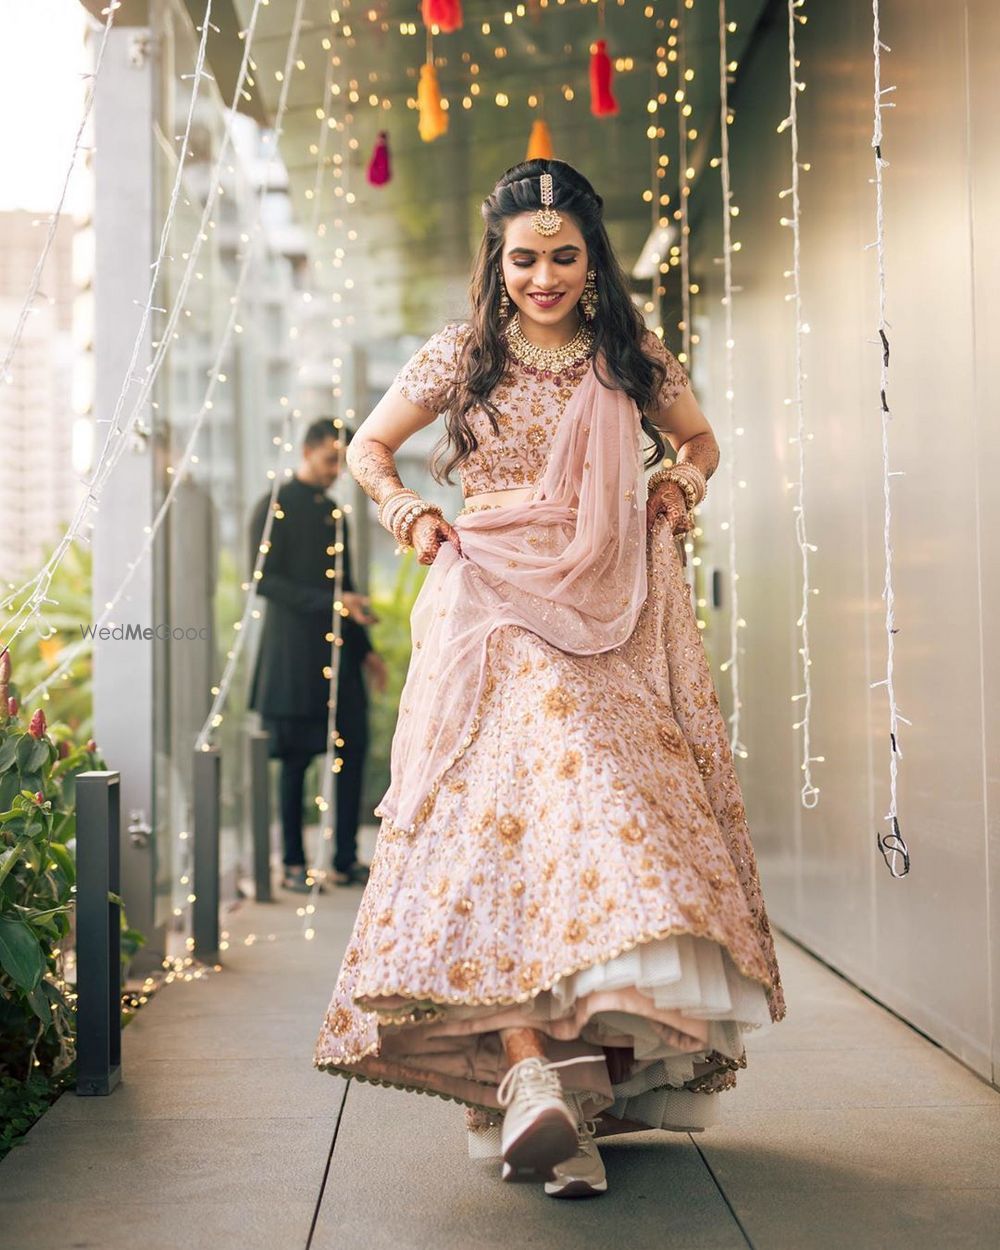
374, 351, 648, 834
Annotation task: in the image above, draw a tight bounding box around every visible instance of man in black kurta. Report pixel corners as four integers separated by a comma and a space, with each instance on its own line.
247, 419, 386, 891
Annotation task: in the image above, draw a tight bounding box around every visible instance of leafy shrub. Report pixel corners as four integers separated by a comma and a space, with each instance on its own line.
0, 650, 144, 1157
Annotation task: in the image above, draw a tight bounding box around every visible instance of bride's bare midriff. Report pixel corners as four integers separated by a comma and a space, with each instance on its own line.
461, 486, 533, 509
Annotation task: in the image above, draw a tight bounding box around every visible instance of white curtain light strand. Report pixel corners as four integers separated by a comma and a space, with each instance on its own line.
304, 43, 351, 929
0, 2, 120, 389
676, 4, 692, 366
778, 0, 823, 807
0, 0, 264, 656
866, 2, 910, 877
194, 0, 311, 753
715, 0, 747, 762
25, 0, 304, 713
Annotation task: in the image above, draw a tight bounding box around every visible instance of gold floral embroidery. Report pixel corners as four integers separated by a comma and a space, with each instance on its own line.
497, 955, 515, 973
542, 686, 578, 718
448, 959, 482, 990
556, 750, 581, 780
328, 1006, 353, 1036
692, 744, 715, 778
519, 961, 542, 991
498, 813, 525, 844
472, 807, 496, 837
580, 867, 600, 891
565, 918, 587, 943
618, 820, 644, 844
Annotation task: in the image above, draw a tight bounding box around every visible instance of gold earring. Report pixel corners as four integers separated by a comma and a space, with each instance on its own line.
496, 266, 511, 319
581, 268, 598, 321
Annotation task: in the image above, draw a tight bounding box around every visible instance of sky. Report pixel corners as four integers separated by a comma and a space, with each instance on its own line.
0, 0, 91, 213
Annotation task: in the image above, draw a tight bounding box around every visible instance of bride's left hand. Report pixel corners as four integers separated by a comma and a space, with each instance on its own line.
646, 479, 692, 536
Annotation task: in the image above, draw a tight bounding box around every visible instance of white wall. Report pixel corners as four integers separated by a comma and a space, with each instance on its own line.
689, 0, 998, 1086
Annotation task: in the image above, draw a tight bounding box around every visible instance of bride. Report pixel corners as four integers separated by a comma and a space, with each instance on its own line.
314, 158, 786, 1200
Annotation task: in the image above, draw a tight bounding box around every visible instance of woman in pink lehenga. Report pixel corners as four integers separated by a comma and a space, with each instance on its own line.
313, 158, 786, 1199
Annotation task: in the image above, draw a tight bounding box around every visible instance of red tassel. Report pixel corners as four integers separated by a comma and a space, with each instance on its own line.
367, 131, 391, 186
422, 0, 463, 33
589, 39, 619, 117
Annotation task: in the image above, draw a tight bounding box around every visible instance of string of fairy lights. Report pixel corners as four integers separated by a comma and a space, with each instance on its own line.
1, 0, 259, 658
673, 3, 693, 367
0, 2, 119, 391
779, 0, 822, 808
18, 0, 269, 700
713, 0, 748, 763
867, 1, 910, 877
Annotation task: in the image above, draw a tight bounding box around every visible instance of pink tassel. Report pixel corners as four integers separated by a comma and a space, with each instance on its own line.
367, 131, 391, 186
589, 39, 619, 117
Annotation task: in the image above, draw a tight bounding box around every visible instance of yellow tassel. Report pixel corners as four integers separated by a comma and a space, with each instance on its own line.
525, 118, 554, 160
418, 62, 448, 142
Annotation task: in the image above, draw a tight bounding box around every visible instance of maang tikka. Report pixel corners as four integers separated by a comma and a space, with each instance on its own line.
531, 171, 563, 237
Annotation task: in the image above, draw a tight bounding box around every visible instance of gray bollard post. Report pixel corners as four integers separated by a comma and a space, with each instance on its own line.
75, 771, 122, 1096
192, 746, 220, 960
249, 729, 273, 902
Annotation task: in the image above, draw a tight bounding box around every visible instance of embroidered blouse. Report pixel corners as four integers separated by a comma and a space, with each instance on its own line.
391, 321, 690, 498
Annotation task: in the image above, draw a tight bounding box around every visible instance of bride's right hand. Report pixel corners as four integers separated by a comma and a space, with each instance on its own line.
410, 512, 463, 565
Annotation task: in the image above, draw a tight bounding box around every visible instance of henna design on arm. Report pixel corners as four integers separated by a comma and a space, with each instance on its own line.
675, 431, 720, 484
346, 438, 408, 506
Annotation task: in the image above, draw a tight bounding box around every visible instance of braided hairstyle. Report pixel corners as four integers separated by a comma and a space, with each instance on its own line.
430, 157, 670, 485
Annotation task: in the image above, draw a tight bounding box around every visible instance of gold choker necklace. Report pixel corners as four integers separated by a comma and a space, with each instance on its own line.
504, 312, 594, 376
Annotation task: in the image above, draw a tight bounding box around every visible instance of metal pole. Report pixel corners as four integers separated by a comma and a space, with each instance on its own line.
249, 729, 273, 902
192, 746, 220, 959
75, 771, 122, 1096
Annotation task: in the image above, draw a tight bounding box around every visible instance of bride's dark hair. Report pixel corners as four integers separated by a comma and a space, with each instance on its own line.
429, 157, 670, 486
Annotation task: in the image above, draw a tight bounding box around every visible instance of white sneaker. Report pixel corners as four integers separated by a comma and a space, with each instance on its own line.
544, 1096, 608, 1198
497, 1055, 596, 1179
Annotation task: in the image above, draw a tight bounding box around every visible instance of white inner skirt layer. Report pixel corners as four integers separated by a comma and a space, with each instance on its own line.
456, 932, 775, 1140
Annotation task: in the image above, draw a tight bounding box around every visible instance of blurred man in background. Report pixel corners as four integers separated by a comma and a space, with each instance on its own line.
248, 419, 387, 892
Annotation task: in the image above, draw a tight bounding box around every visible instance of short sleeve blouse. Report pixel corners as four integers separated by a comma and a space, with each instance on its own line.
392, 321, 472, 414
640, 326, 690, 414
390, 321, 690, 497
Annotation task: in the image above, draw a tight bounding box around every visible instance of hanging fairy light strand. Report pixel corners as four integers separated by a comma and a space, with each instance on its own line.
674, 4, 692, 365
866, 1, 910, 877
195, 0, 311, 755
0, 1, 121, 388
778, 0, 822, 806
0, 0, 265, 658
22, 5, 306, 711
714, 0, 747, 762
300, 31, 356, 933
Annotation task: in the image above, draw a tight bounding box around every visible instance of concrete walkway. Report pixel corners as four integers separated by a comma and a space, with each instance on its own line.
2, 832, 997, 1250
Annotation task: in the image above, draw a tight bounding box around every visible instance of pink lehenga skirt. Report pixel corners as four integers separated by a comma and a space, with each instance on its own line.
313, 507, 787, 1136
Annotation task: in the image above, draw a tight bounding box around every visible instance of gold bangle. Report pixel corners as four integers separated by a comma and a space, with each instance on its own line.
396, 502, 443, 548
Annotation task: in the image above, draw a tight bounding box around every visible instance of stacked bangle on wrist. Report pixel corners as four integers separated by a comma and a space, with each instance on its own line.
378, 488, 420, 534
647, 460, 707, 512
395, 500, 444, 548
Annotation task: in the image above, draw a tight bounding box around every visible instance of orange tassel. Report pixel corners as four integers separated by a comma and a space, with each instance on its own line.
525, 118, 554, 160
418, 62, 448, 142
589, 39, 619, 117
421, 0, 463, 32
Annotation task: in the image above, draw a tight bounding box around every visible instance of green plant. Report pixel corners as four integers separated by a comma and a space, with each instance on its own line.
0, 650, 144, 1157
3, 542, 94, 739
